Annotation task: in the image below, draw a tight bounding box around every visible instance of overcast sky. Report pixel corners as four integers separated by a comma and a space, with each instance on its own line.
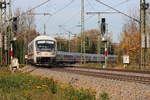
12, 0, 148, 43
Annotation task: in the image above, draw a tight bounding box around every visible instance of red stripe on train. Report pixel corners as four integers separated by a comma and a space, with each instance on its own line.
28, 54, 33, 57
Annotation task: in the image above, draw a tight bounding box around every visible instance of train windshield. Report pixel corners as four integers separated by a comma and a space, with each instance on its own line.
36, 40, 55, 51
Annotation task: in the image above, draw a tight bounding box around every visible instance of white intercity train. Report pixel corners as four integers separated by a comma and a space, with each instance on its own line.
27, 35, 57, 65
28, 35, 117, 66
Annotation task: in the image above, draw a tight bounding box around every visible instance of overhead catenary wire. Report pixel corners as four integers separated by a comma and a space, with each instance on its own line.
52, 0, 74, 15
6, 0, 51, 32
87, 0, 96, 10
61, 11, 80, 26
16, 0, 51, 18
44, 0, 75, 27
95, 0, 139, 23
85, 0, 132, 38
85, 0, 130, 23
115, 0, 130, 7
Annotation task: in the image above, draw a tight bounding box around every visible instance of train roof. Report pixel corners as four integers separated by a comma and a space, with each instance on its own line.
33, 35, 56, 41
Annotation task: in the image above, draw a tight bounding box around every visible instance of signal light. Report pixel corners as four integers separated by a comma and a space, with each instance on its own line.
101, 18, 106, 36
12, 17, 18, 33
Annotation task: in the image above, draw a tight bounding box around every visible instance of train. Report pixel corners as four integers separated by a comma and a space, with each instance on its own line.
56, 51, 117, 64
28, 35, 57, 65
27, 35, 117, 65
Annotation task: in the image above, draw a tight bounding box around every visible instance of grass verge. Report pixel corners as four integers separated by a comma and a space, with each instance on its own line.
0, 67, 96, 100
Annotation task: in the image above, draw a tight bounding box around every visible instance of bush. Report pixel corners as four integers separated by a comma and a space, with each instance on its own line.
63, 86, 96, 100
99, 92, 109, 100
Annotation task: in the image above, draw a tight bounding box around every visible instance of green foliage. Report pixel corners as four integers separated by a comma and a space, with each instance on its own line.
0, 67, 96, 100
13, 39, 26, 64
63, 86, 96, 100
47, 78, 58, 94
124, 65, 142, 70
56, 29, 115, 54
99, 92, 109, 100
57, 40, 69, 52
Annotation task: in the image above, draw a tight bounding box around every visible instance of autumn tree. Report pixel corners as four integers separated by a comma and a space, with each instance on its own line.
118, 19, 140, 65
14, 8, 38, 42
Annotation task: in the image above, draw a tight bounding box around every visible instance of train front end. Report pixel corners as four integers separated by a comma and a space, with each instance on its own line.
34, 36, 57, 65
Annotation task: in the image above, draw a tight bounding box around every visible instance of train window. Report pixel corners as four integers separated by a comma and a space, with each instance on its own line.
36, 40, 55, 51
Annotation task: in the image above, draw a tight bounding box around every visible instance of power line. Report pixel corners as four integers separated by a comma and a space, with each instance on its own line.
61, 0, 95, 29
85, 0, 130, 23
44, 0, 75, 27
59, 0, 95, 28
95, 0, 140, 23
61, 10, 79, 25
87, 0, 96, 10
52, 0, 74, 15
112, 0, 130, 8
17, 0, 51, 17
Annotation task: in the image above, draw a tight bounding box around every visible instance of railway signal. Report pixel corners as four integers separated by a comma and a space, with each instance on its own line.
100, 18, 108, 68
12, 17, 18, 33
101, 18, 106, 36
86, 11, 118, 64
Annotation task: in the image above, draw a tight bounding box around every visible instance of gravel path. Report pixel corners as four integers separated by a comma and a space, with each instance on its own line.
21, 66, 150, 100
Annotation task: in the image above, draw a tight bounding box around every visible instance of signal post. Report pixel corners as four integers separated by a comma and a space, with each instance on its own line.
101, 18, 108, 68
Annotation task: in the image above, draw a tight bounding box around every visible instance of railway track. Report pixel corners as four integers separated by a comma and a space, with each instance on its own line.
49, 67, 150, 85
23, 65, 150, 85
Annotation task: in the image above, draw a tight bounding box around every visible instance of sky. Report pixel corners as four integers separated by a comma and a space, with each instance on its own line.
12, 0, 146, 43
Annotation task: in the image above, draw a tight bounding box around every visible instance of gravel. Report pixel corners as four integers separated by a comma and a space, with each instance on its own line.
65, 67, 150, 78
21, 66, 150, 100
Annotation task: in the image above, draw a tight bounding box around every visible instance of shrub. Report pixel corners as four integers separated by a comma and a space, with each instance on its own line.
63, 86, 96, 100
99, 92, 109, 100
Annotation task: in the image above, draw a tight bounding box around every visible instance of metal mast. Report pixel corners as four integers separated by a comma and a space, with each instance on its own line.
0, 0, 7, 66
140, 0, 149, 68
44, 24, 46, 35
9, 0, 13, 62
3, 0, 7, 65
81, 0, 85, 64
0, 0, 2, 66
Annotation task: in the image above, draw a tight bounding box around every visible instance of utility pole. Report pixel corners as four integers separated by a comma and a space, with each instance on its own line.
0, 0, 2, 66
81, 0, 85, 64
68, 31, 71, 52
0, 0, 7, 66
97, 14, 101, 62
44, 24, 46, 35
3, 0, 7, 65
140, 0, 149, 68
9, 0, 13, 63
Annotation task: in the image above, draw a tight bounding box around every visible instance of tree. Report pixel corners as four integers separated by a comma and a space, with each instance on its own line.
55, 29, 114, 55
55, 37, 69, 51
118, 19, 140, 65
13, 8, 38, 64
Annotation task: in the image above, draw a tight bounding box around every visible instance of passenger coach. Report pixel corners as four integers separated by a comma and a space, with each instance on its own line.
28, 35, 57, 65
